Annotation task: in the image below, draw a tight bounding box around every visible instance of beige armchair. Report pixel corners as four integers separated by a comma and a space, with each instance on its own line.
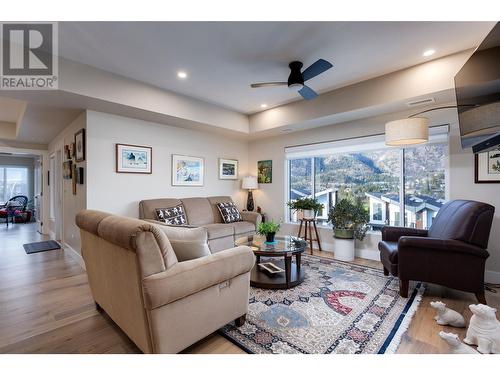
76, 209, 255, 354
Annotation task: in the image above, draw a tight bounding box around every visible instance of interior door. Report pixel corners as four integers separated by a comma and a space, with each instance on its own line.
34, 156, 43, 233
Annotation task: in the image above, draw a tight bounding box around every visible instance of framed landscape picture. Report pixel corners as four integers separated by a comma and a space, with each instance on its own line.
74, 129, 85, 162
172, 154, 204, 186
62, 160, 72, 179
116, 144, 152, 174
475, 151, 500, 183
258, 160, 272, 183
219, 158, 238, 180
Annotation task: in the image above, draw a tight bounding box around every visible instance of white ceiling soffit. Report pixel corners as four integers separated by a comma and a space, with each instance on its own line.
58, 21, 495, 114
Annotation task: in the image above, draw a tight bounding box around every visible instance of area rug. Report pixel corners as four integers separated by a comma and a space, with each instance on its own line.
220, 254, 424, 354
23, 240, 61, 254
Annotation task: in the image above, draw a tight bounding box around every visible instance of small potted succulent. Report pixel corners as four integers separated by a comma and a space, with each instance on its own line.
257, 221, 281, 243
327, 198, 369, 240
287, 197, 324, 219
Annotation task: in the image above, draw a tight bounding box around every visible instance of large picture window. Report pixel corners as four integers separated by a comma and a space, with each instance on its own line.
286, 131, 447, 231
0, 166, 30, 202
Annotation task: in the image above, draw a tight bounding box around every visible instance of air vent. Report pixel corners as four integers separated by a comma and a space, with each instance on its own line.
406, 97, 435, 107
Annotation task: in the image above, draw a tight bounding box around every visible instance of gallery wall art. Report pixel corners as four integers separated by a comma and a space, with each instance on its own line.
219, 158, 238, 180
74, 129, 85, 162
116, 144, 152, 174
172, 154, 204, 186
475, 151, 500, 183
258, 160, 272, 183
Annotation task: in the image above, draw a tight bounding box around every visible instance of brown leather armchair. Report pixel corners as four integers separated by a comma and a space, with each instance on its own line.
378, 200, 495, 304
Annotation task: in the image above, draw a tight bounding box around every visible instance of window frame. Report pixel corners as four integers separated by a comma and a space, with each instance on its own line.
284, 129, 449, 230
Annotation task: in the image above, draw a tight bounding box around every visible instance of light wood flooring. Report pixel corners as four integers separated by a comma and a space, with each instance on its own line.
0, 223, 498, 354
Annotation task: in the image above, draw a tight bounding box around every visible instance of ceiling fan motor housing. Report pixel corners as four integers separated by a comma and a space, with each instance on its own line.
288, 61, 304, 90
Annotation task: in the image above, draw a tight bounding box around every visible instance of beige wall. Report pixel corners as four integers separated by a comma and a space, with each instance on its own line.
48, 112, 87, 253
85, 111, 249, 218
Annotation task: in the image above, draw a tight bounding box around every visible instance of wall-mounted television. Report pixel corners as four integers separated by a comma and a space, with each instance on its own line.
455, 22, 500, 153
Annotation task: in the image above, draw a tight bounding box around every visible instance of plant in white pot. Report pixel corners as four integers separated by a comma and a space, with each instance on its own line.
287, 197, 323, 220
327, 198, 369, 261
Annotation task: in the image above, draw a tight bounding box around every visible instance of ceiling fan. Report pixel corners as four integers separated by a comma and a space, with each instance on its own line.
250, 59, 333, 100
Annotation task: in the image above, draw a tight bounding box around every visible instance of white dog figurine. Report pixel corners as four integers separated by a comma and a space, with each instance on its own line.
464, 304, 500, 354
438, 331, 479, 354
430, 301, 466, 328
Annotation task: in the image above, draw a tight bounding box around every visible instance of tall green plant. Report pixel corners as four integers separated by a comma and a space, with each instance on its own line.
327, 198, 369, 240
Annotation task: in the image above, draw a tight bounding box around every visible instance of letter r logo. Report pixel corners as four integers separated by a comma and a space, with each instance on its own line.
2, 23, 53, 76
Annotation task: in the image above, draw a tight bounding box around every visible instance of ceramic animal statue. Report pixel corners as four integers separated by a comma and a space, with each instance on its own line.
430, 301, 466, 328
464, 304, 500, 354
438, 331, 479, 354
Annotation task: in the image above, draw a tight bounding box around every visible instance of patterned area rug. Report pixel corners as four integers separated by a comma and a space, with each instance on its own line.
220, 254, 423, 354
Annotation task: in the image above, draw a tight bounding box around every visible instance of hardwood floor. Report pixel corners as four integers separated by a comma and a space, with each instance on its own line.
0, 223, 498, 354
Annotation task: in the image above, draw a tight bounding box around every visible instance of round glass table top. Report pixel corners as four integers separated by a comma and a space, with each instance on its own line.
235, 235, 307, 255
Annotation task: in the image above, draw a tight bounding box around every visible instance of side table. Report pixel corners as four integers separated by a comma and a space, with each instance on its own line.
297, 218, 322, 254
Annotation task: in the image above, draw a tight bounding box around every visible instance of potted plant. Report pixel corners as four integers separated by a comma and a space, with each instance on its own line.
287, 197, 324, 219
327, 198, 369, 240
327, 198, 369, 261
257, 221, 281, 243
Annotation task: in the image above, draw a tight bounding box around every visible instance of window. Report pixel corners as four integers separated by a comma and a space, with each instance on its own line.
286, 129, 448, 231
0, 166, 30, 202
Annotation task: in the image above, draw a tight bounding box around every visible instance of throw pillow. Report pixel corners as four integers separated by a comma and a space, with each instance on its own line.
216, 201, 242, 223
155, 225, 210, 261
155, 205, 187, 226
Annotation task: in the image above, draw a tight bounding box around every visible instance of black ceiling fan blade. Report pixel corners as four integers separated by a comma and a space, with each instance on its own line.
302, 59, 333, 82
250, 82, 288, 88
298, 85, 318, 100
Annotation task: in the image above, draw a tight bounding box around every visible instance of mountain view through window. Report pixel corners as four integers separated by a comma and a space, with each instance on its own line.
288, 142, 446, 230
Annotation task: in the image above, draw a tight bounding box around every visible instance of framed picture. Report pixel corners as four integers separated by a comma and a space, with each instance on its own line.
219, 158, 238, 180
258, 160, 272, 183
76, 167, 84, 184
116, 144, 152, 174
475, 151, 500, 183
72, 164, 77, 195
74, 129, 85, 162
62, 160, 72, 179
172, 154, 204, 186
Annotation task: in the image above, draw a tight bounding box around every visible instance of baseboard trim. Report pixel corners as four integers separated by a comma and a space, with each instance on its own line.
62, 243, 86, 270
355, 248, 381, 261
485, 270, 500, 284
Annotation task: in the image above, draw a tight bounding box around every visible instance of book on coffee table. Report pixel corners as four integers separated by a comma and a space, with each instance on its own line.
258, 262, 285, 274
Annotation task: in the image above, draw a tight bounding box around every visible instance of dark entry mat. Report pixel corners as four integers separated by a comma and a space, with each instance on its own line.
23, 240, 61, 254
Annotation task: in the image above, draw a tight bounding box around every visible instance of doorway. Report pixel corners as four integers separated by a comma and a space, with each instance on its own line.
49, 151, 63, 241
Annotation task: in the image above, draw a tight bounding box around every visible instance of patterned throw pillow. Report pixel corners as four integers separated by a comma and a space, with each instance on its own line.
155, 205, 187, 226
216, 201, 243, 223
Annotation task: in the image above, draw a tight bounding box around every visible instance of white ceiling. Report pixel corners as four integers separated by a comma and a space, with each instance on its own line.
59, 21, 495, 114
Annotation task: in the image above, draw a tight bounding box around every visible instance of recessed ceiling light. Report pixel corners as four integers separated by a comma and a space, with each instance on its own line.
177, 71, 187, 79
423, 49, 436, 57
260, 103, 268, 108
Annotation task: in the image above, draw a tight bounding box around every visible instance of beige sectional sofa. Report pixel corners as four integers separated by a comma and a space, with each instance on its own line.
76, 209, 255, 354
139, 196, 262, 252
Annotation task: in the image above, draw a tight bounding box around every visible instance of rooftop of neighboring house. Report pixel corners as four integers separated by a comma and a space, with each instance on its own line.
365, 192, 446, 212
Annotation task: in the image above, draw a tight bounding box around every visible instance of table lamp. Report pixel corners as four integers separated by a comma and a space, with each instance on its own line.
242, 176, 258, 211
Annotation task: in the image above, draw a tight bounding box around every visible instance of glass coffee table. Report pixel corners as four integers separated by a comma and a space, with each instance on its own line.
235, 235, 307, 289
